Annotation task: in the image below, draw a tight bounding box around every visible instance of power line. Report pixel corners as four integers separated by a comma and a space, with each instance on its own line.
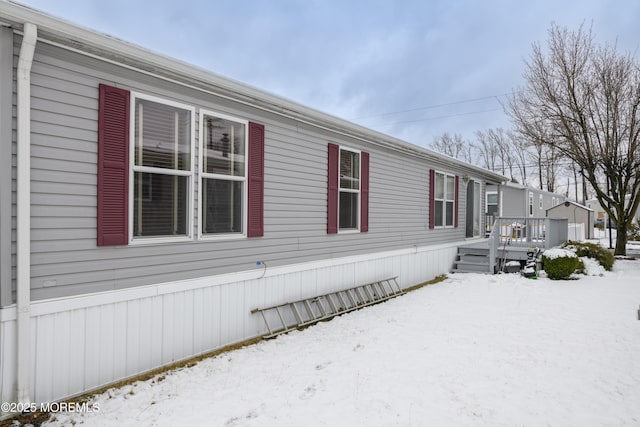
373, 108, 503, 127
351, 91, 520, 121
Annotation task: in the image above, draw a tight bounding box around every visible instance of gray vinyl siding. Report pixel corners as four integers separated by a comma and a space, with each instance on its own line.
0, 27, 14, 306
22, 41, 489, 301
529, 189, 565, 217
500, 186, 526, 217
488, 184, 566, 219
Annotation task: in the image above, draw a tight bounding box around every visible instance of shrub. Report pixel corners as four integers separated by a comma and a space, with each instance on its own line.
566, 241, 615, 271
542, 248, 580, 280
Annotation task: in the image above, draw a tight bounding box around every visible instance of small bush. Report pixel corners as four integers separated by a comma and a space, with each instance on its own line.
542, 249, 580, 280
566, 241, 614, 271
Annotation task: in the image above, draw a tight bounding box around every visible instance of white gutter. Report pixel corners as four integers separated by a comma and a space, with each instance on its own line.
16, 21, 37, 405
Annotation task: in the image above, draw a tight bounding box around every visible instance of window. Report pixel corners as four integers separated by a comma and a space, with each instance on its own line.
529, 192, 534, 216
486, 192, 498, 216
539, 194, 543, 210
339, 148, 360, 230
200, 111, 247, 237
97, 84, 265, 246
327, 144, 369, 234
434, 172, 456, 227
131, 94, 194, 240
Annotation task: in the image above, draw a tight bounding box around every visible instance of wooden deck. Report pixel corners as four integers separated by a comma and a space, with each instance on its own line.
459, 240, 535, 259
453, 217, 569, 274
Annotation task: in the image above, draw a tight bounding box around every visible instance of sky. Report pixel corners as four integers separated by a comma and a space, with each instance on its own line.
13, 0, 640, 149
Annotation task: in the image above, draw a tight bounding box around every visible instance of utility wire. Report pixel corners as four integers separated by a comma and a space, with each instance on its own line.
351, 91, 520, 121
373, 108, 503, 127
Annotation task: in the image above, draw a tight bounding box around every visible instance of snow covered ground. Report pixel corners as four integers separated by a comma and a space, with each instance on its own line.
44, 259, 640, 427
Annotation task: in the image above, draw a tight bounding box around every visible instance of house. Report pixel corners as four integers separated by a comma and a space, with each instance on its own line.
586, 197, 640, 227
0, 1, 507, 411
486, 182, 567, 219
453, 182, 568, 274
547, 201, 594, 240
586, 198, 607, 224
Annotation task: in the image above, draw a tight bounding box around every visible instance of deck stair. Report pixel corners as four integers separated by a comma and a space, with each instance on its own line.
452, 245, 493, 274
251, 277, 404, 338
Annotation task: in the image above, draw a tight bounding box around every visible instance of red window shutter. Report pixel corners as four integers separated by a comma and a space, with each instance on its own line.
360, 151, 369, 232
455, 175, 459, 228
97, 84, 130, 246
247, 121, 265, 237
327, 143, 339, 234
429, 169, 435, 229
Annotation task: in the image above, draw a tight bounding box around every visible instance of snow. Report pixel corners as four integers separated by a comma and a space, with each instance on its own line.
44, 260, 640, 427
542, 247, 578, 259
579, 256, 607, 276
590, 228, 640, 255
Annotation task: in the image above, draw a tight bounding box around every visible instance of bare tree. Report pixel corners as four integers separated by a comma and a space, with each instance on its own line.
474, 128, 529, 184
486, 128, 510, 178
510, 131, 530, 185
430, 132, 475, 163
542, 145, 561, 192
507, 23, 640, 255
474, 130, 498, 172
571, 163, 580, 203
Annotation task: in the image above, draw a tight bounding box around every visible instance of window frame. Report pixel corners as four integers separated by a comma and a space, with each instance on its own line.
198, 109, 249, 241
486, 191, 499, 216
338, 146, 361, 233
128, 91, 196, 245
434, 171, 456, 228
529, 192, 534, 216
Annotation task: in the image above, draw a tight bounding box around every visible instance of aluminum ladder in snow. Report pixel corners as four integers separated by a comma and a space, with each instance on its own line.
251, 277, 404, 339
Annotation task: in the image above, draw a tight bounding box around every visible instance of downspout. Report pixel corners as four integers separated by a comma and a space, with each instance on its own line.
16, 22, 37, 405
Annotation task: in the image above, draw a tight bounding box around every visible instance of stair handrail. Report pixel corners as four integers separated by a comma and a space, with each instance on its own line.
488, 219, 501, 273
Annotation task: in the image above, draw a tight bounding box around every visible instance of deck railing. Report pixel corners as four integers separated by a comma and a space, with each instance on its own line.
488, 217, 568, 273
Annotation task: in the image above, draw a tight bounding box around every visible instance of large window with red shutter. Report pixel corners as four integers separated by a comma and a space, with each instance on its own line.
339, 148, 360, 230
199, 110, 247, 237
327, 143, 369, 234
97, 84, 264, 246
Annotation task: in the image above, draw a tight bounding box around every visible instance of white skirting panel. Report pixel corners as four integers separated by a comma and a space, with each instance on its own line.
0, 240, 462, 412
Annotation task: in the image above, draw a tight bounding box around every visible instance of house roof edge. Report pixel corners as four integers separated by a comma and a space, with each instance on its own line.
1, 0, 507, 182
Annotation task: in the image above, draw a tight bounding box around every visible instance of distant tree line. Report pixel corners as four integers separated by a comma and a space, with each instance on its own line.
429, 128, 566, 195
